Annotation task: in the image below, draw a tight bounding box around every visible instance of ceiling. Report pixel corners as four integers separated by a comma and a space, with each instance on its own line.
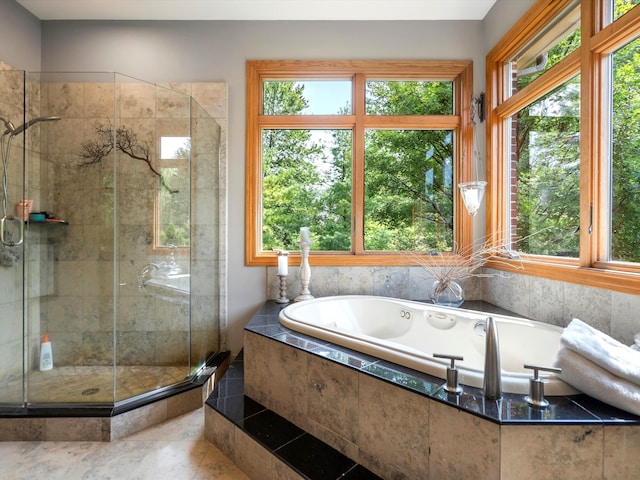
16, 0, 498, 21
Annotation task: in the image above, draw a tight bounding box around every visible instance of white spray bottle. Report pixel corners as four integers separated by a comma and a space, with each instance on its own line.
40, 334, 53, 371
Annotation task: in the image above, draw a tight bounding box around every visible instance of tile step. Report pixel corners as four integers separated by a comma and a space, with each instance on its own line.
205, 352, 383, 480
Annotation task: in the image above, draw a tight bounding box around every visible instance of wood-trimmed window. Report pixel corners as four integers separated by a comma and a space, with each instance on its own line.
245, 60, 475, 266
154, 136, 191, 254
486, 0, 640, 295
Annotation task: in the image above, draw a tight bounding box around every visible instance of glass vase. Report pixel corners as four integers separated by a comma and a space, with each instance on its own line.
429, 279, 464, 307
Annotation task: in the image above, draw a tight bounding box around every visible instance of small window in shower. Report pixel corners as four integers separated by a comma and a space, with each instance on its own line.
156, 136, 191, 249
161, 136, 191, 160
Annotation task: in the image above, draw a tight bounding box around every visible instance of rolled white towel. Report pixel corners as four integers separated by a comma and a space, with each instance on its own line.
560, 318, 640, 385
555, 347, 640, 417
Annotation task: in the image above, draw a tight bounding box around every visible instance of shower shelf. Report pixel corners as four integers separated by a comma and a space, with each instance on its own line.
25, 220, 69, 225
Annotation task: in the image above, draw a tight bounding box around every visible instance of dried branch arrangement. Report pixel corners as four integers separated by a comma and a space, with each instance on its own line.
411, 235, 523, 298
79, 123, 177, 193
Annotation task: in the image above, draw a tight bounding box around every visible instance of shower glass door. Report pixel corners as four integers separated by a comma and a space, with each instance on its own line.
22, 72, 196, 405
25, 71, 119, 404
114, 76, 193, 402
0, 69, 26, 408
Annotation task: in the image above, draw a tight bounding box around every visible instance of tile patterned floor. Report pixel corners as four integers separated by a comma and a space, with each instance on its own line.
0, 407, 250, 480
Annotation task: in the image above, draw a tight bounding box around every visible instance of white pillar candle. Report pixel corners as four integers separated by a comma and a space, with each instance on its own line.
300, 227, 310, 243
277, 253, 288, 276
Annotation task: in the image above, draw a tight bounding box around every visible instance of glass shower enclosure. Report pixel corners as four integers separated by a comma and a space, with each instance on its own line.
0, 70, 220, 409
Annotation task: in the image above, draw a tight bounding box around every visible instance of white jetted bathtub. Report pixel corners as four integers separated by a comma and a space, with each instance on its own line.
279, 295, 578, 396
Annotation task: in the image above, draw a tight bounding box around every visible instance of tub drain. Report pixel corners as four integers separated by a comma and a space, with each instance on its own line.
82, 387, 100, 396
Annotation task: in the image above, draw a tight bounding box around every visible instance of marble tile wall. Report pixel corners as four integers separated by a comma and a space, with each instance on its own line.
185, 82, 228, 362
0, 65, 23, 401
0, 63, 46, 399
267, 264, 640, 345
37, 77, 195, 367
482, 268, 640, 346
267, 265, 483, 304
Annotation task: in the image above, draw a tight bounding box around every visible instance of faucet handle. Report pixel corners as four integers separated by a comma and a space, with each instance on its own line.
434, 353, 464, 394
523, 364, 562, 408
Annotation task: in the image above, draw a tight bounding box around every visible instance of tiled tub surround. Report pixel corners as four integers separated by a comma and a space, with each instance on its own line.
233, 301, 640, 479
483, 268, 640, 346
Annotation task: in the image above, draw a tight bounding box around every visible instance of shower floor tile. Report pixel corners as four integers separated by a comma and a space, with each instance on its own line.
25, 365, 190, 403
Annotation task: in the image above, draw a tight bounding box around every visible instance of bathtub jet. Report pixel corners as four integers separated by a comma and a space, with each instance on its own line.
279, 295, 579, 396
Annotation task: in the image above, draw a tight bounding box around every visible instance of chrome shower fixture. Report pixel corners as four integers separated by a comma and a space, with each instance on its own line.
1, 114, 61, 245
5, 116, 61, 136
0, 117, 15, 136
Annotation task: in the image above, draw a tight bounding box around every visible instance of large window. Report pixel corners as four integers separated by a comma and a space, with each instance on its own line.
487, 0, 640, 294
509, 75, 581, 256
246, 60, 474, 266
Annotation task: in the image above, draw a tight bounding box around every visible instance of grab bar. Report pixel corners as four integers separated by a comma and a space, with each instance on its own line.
0, 215, 24, 246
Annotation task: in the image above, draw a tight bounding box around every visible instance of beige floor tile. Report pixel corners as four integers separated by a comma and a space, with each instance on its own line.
0, 408, 250, 480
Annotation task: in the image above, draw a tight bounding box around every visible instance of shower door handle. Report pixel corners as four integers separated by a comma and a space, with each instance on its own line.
0, 215, 24, 246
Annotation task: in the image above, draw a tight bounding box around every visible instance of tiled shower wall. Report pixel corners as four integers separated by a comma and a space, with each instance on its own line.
0, 63, 227, 378
36, 78, 227, 368
37, 77, 182, 367
267, 264, 639, 345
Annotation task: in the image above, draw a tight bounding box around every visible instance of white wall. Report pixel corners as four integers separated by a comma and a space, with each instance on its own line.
0, 0, 41, 70
483, 0, 536, 54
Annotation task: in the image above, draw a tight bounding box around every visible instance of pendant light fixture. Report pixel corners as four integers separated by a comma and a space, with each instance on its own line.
458, 93, 487, 216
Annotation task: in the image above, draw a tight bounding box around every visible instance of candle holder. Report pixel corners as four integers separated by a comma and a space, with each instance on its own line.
274, 249, 290, 304
275, 274, 290, 304
295, 240, 314, 302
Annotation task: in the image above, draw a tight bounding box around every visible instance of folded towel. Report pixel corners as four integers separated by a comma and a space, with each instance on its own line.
560, 318, 640, 385
555, 347, 640, 416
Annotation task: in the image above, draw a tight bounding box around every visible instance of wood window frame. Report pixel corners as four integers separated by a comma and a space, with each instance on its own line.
245, 59, 475, 267
486, 0, 640, 295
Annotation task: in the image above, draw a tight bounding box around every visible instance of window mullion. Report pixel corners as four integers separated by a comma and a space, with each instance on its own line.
353, 72, 366, 254
580, 0, 597, 268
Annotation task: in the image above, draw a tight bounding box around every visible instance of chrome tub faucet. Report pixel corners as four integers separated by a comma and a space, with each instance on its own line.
483, 316, 502, 400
